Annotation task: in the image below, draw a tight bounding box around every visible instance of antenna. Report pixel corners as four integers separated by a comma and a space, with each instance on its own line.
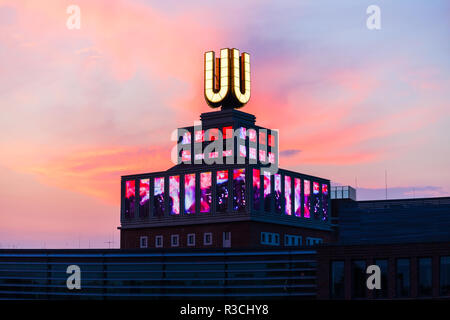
385, 169, 388, 200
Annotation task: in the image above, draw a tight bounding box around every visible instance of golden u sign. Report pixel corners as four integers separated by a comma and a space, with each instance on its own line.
204, 48, 250, 109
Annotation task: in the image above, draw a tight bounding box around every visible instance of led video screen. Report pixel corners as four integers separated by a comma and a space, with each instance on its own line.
181, 150, 191, 162
304, 180, 311, 218
253, 169, 260, 210
259, 150, 266, 162
139, 179, 149, 217
313, 181, 320, 219
125, 180, 135, 218
200, 172, 212, 213
233, 168, 246, 212
223, 126, 233, 139
249, 147, 256, 160
184, 173, 196, 214
169, 176, 180, 215
274, 174, 282, 213
216, 170, 228, 212
239, 145, 247, 157
264, 171, 271, 211
154, 177, 165, 216
195, 130, 204, 142
249, 129, 257, 142
294, 178, 301, 217
239, 127, 246, 139
322, 184, 329, 221
182, 132, 191, 144
285, 176, 292, 215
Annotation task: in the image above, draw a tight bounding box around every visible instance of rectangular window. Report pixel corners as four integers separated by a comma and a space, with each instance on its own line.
153, 177, 165, 216
259, 149, 266, 162
374, 259, 388, 299
139, 179, 150, 218
194, 130, 204, 142
239, 145, 246, 157
418, 257, 432, 297
331, 261, 345, 299
264, 171, 271, 212
139, 236, 148, 249
169, 176, 180, 215
181, 150, 191, 162
184, 173, 196, 214
233, 169, 246, 212
313, 182, 320, 220
284, 176, 292, 215
125, 180, 135, 219
352, 260, 367, 299
294, 178, 301, 217
223, 232, 231, 248
259, 132, 266, 145
268, 152, 275, 163
200, 172, 212, 213
204, 233, 212, 246
253, 169, 261, 210
171, 234, 179, 247
321, 184, 329, 221
216, 170, 229, 212
249, 147, 256, 160
440, 256, 450, 296
274, 174, 282, 213
239, 127, 246, 139
304, 180, 311, 218
268, 134, 275, 147
248, 129, 257, 142
396, 258, 411, 297
261, 233, 266, 244
155, 235, 163, 248
187, 234, 195, 247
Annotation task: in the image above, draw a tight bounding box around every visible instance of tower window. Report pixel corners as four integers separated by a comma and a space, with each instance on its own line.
140, 236, 148, 248
187, 233, 195, 247
171, 234, 179, 247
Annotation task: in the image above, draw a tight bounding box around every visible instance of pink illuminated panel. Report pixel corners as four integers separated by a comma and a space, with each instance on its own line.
249, 147, 256, 160
223, 150, 232, 157
239, 145, 247, 157
223, 126, 233, 139
259, 150, 266, 162
169, 176, 180, 215
239, 127, 246, 139
200, 172, 212, 213
285, 176, 292, 215
182, 132, 191, 144
313, 182, 320, 219
269, 134, 275, 147
294, 178, 301, 217
208, 128, 219, 141
268, 152, 275, 163
216, 170, 228, 212
322, 184, 329, 221
304, 180, 310, 218
249, 129, 257, 142
184, 173, 196, 214
195, 130, 204, 143
181, 150, 191, 162
154, 177, 165, 216
259, 132, 266, 145
233, 169, 246, 212
274, 174, 281, 213
125, 180, 135, 218
139, 179, 150, 217
253, 169, 260, 210
264, 171, 271, 211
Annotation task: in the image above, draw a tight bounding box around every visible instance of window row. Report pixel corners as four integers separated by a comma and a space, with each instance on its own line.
139, 232, 231, 248
181, 127, 276, 145
124, 169, 329, 221
331, 256, 450, 299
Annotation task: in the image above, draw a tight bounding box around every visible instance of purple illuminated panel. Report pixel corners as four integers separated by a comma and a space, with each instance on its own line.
304, 180, 311, 218
182, 132, 191, 144
233, 169, 246, 212
169, 176, 180, 215
274, 174, 282, 213
184, 173, 195, 214
264, 171, 271, 212
154, 177, 165, 216
139, 179, 149, 217
216, 170, 228, 212
322, 184, 329, 221
313, 182, 320, 219
285, 176, 292, 215
200, 172, 212, 213
294, 178, 301, 217
125, 180, 135, 218
253, 169, 260, 210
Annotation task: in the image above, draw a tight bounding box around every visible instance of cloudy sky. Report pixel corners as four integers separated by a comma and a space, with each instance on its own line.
0, 0, 449, 248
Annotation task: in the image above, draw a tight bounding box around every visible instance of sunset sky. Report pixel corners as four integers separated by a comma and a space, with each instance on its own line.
0, 0, 449, 248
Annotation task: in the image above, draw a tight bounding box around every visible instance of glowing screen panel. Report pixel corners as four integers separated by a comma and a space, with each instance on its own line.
233, 169, 246, 212
304, 180, 311, 218
259, 132, 266, 145
154, 177, 165, 216
195, 130, 204, 143
285, 176, 292, 215
169, 176, 180, 215
125, 180, 135, 218
268, 152, 275, 163
216, 170, 228, 212
322, 184, 329, 221
259, 150, 266, 162
223, 126, 233, 139
269, 134, 275, 147
239, 145, 247, 157
313, 182, 320, 219
182, 132, 191, 144
294, 178, 301, 217
264, 171, 271, 212
274, 174, 282, 213
223, 150, 232, 157
184, 173, 196, 214
139, 179, 149, 217
249, 147, 256, 160
200, 172, 212, 213
253, 169, 260, 210
239, 127, 246, 139
249, 129, 257, 142
181, 150, 191, 162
